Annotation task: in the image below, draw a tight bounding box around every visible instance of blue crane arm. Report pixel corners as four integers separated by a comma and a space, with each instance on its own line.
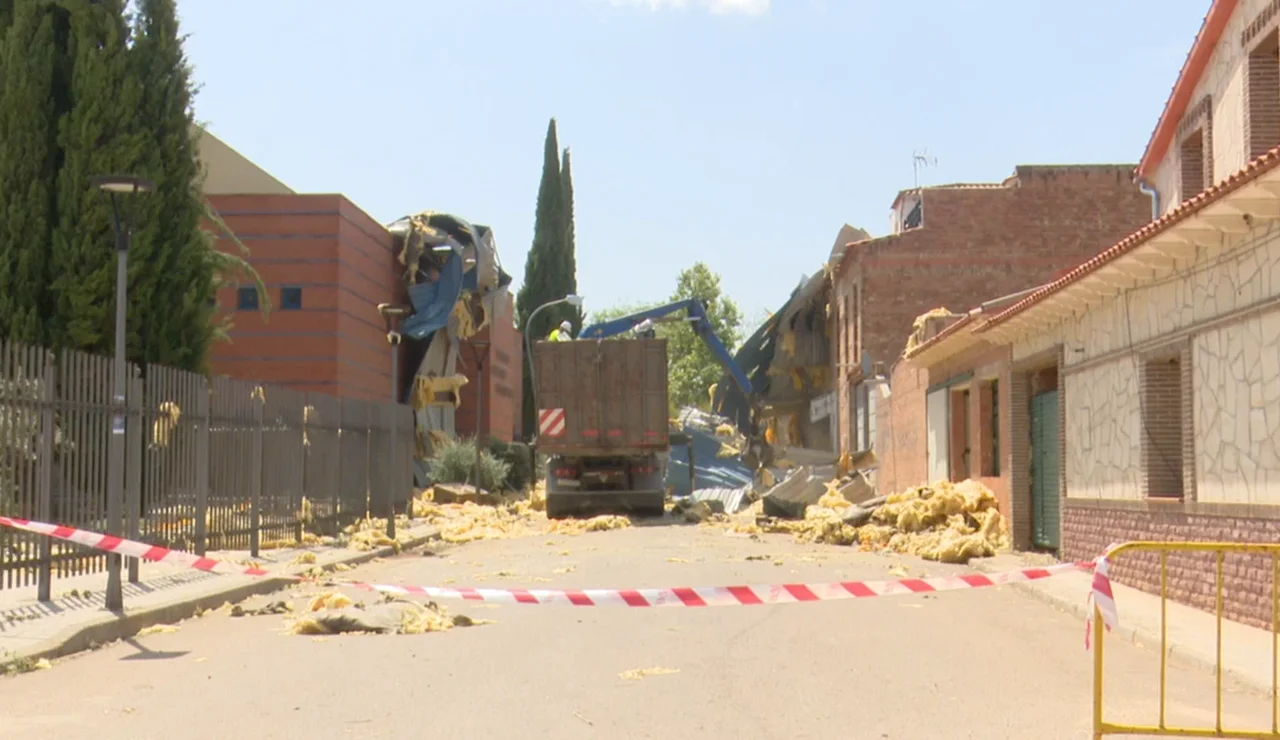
579, 299, 756, 399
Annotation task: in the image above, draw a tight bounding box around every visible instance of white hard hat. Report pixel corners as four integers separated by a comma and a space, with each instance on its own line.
560, 320, 571, 331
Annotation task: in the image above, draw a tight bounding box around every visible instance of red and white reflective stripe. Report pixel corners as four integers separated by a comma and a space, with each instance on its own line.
0, 516, 271, 577
0, 515, 1101, 611
355, 562, 1094, 606
538, 408, 566, 438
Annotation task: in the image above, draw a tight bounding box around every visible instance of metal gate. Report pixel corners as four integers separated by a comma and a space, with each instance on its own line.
1030, 390, 1060, 550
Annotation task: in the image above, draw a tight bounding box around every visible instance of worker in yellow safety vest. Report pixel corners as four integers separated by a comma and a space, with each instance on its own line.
547, 320, 573, 342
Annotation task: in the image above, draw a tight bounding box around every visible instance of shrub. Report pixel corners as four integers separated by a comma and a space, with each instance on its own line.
428, 438, 511, 492
488, 439, 534, 492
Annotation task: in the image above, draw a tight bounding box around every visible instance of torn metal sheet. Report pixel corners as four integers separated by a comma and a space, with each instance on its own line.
761, 466, 829, 519
667, 407, 753, 497
690, 486, 750, 515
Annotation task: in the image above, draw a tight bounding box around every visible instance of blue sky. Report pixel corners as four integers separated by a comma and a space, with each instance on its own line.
179, 0, 1209, 329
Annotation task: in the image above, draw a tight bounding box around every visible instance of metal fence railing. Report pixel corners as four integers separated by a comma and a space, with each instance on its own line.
1092, 541, 1280, 739
0, 339, 415, 599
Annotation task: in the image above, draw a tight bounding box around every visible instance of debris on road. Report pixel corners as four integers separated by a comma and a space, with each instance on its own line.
409, 484, 633, 544
619, 666, 680, 681
136, 624, 180, 636
345, 516, 415, 552
287, 595, 488, 636
230, 600, 292, 617
308, 592, 354, 611
704, 478, 1010, 564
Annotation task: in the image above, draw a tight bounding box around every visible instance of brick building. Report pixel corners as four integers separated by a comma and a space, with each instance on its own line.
207, 194, 406, 401
198, 129, 522, 441
892, 0, 1280, 629
830, 165, 1154, 462
454, 292, 524, 443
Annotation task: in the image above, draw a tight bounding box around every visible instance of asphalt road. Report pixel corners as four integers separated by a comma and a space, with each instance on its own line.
1, 521, 1275, 739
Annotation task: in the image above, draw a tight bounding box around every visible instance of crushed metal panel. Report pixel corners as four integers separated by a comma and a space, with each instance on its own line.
690, 486, 750, 514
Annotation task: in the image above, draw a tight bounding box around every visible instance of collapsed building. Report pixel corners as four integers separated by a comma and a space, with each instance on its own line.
386, 212, 518, 484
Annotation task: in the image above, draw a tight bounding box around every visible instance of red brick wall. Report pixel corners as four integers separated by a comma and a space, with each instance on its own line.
856, 166, 1151, 370
1064, 503, 1280, 630
875, 359, 927, 496
454, 290, 523, 443
207, 194, 405, 401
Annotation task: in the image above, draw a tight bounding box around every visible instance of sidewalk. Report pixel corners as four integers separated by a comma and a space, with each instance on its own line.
0, 521, 440, 667
973, 553, 1278, 696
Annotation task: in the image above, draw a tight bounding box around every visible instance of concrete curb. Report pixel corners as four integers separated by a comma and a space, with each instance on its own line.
971, 558, 1274, 696
6, 526, 440, 668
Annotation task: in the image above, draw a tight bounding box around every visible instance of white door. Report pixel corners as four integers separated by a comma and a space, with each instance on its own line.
926, 388, 950, 483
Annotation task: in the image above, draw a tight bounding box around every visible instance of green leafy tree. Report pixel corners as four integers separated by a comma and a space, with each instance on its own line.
517, 117, 579, 438
0, 0, 73, 346
48, 0, 148, 356
666, 263, 742, 410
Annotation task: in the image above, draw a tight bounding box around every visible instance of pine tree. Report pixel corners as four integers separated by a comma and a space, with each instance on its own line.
560, 147, 583, 331
48, 0, 148, 356
129, 0, 216, 372
0, 0, 73, 346
516, 117, 565, 438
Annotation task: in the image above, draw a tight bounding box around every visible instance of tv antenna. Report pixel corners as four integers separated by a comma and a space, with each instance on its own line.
912, 149, 937, 189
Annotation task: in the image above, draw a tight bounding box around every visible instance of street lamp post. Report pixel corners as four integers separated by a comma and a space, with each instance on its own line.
468, 340, 491, 494
522, 295, 584, 484
91, 174, 154, 612
377, 303, 409, 539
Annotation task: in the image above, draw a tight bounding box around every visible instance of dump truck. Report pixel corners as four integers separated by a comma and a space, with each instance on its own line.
533, 298, 777, 518
532, 337, 671, 518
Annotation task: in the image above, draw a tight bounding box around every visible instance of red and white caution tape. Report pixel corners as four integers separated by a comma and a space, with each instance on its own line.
0, 515, 1100, 611
354, 563, 1093, 606
0, 515, 273, 577
1084, 544, 1121, 648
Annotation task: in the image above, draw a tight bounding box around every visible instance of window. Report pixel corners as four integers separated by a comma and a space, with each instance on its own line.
990, 379, 1000, 475
1179, 128, 1207, 201
1246, 30, 1280, 161
281, 286, 303, 311
850, 285, 859, 368
954, 388, 971, 480
983, 379, 1001, 476
1141, 352, 1187, 499
237, 286, 259, 311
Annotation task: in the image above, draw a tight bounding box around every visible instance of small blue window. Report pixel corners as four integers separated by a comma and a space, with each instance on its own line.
237, 286, 259, 311
281, 286, 303, 311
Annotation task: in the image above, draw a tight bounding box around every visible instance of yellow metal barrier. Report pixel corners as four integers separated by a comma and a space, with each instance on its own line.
1093, 542, 1280, 739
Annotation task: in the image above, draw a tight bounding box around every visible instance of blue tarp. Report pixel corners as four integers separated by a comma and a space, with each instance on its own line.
401, 252, 465, 340
667, 426, 754, 497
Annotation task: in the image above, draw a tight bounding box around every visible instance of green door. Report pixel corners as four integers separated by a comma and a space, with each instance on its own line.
1030, 390, 1061, 551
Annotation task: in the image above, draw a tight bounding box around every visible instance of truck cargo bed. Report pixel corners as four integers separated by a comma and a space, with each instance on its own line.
533, 338, 669, 454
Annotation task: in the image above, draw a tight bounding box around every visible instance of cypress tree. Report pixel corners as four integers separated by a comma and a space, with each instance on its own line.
517, 117, 565, 438
560, 147, 583, 331
48, 0, 148, 356
0, 0, 73, 346
129, 0, 215, 372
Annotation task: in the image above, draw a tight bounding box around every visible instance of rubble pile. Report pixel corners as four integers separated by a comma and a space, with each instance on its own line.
706, 478, 1010, 564
677, 406, 749, 459
409, 482, 632, 544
